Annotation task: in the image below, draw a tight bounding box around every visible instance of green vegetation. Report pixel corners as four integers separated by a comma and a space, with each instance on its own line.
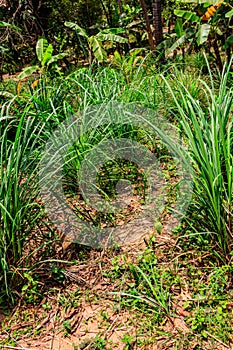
165, 62, 233, 261
0, 0, 233, 349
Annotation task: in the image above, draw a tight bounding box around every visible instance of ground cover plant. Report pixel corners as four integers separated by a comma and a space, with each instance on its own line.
0, 51, 233, 349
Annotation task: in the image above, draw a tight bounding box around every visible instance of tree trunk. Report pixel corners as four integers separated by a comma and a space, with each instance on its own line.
152, 0, 164, 62
118, 0, 123, 16
140, 0, 155, 51
152, 0, 163, 47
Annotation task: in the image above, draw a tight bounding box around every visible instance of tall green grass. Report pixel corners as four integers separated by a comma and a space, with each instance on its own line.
0, 101, 48, 300
1, 58, 231, 304
163, 62, 233, 261
0, 75, 80, 301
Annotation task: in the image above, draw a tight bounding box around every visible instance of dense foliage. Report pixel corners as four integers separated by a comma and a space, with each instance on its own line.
1, 0, 232, 76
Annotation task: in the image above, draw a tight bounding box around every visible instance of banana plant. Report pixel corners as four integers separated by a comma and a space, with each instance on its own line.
164, 0, 233, 70
18, 37, 67, 80
168, 15, 211, 54
162, 11, 211, 53
64, 22, 128, 63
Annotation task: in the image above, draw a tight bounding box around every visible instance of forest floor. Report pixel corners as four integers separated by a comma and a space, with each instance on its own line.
0, 226, 233, 350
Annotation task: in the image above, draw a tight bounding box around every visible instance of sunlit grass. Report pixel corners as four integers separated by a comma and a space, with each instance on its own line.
163, 60, 233, 261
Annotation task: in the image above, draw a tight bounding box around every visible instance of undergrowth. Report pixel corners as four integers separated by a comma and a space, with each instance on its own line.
0, 56, 232, 349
